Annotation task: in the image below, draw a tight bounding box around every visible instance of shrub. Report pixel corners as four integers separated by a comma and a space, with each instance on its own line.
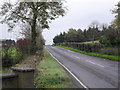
99, 36, 111, 46
16, 38, 31, 55
8, 47, 23, 64
1, 48, 7, 59
2, 48, 12, 67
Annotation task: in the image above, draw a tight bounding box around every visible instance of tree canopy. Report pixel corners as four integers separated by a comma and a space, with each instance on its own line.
0, 1, 66, 53
53, 24, 118, 46
111, 2, 120, 29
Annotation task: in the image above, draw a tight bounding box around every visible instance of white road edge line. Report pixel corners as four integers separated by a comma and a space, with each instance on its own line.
46, 49, 89, 90
86, 60, 104, 67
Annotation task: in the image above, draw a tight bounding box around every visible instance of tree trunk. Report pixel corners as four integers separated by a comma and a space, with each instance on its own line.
31, 14, 37, 54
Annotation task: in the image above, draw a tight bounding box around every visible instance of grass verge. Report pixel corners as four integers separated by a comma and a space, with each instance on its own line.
58, 46, 120, 61
34, 49, 75, 88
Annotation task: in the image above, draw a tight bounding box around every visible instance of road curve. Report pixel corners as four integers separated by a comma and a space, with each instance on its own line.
45, 46, 119, 89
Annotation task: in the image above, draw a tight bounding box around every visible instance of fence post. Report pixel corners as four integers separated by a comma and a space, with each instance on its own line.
11, 67, 35, 88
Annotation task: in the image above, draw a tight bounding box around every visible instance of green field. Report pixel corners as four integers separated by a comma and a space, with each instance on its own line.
34, 49, 75, 88
80, 40, 99, 44
58, 46, 120, 61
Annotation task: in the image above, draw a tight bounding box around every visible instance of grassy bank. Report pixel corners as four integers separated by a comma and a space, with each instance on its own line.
0, 70, 2, 73
58, 46, 120, 61
81, 40, 99, 44
0, 69, 11, 73
34, 49, 75, 88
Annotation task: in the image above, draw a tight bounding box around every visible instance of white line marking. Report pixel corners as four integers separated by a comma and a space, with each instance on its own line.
46, 49, 89, 90
86, 60, 104, 67
74, 56, 104, 67
74, 56, 80, 59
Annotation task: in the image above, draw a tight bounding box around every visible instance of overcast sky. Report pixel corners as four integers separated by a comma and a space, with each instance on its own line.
0, 0, 119, 45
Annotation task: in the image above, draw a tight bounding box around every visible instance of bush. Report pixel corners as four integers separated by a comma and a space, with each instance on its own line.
2, 48, 7, 59
99, 36, 111, 46
8, 47, 23, 64
2, 48, 12, 67
2, 47, 23, 67
16, 38, 31, 55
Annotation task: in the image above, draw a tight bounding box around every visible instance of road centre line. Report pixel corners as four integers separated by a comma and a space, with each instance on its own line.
74, 56, 105, 68
47, 49, 89, 90
74, 56, 80, 59
86, 60, 105, 68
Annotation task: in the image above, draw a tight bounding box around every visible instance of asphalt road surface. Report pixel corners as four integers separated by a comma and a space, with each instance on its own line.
46, 46, 119, 89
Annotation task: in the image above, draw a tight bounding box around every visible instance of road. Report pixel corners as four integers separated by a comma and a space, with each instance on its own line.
46, 46, 119, 89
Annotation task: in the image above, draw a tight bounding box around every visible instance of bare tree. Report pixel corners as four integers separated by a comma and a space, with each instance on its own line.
20, 23, 31, 38
89, 21, 100, 28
